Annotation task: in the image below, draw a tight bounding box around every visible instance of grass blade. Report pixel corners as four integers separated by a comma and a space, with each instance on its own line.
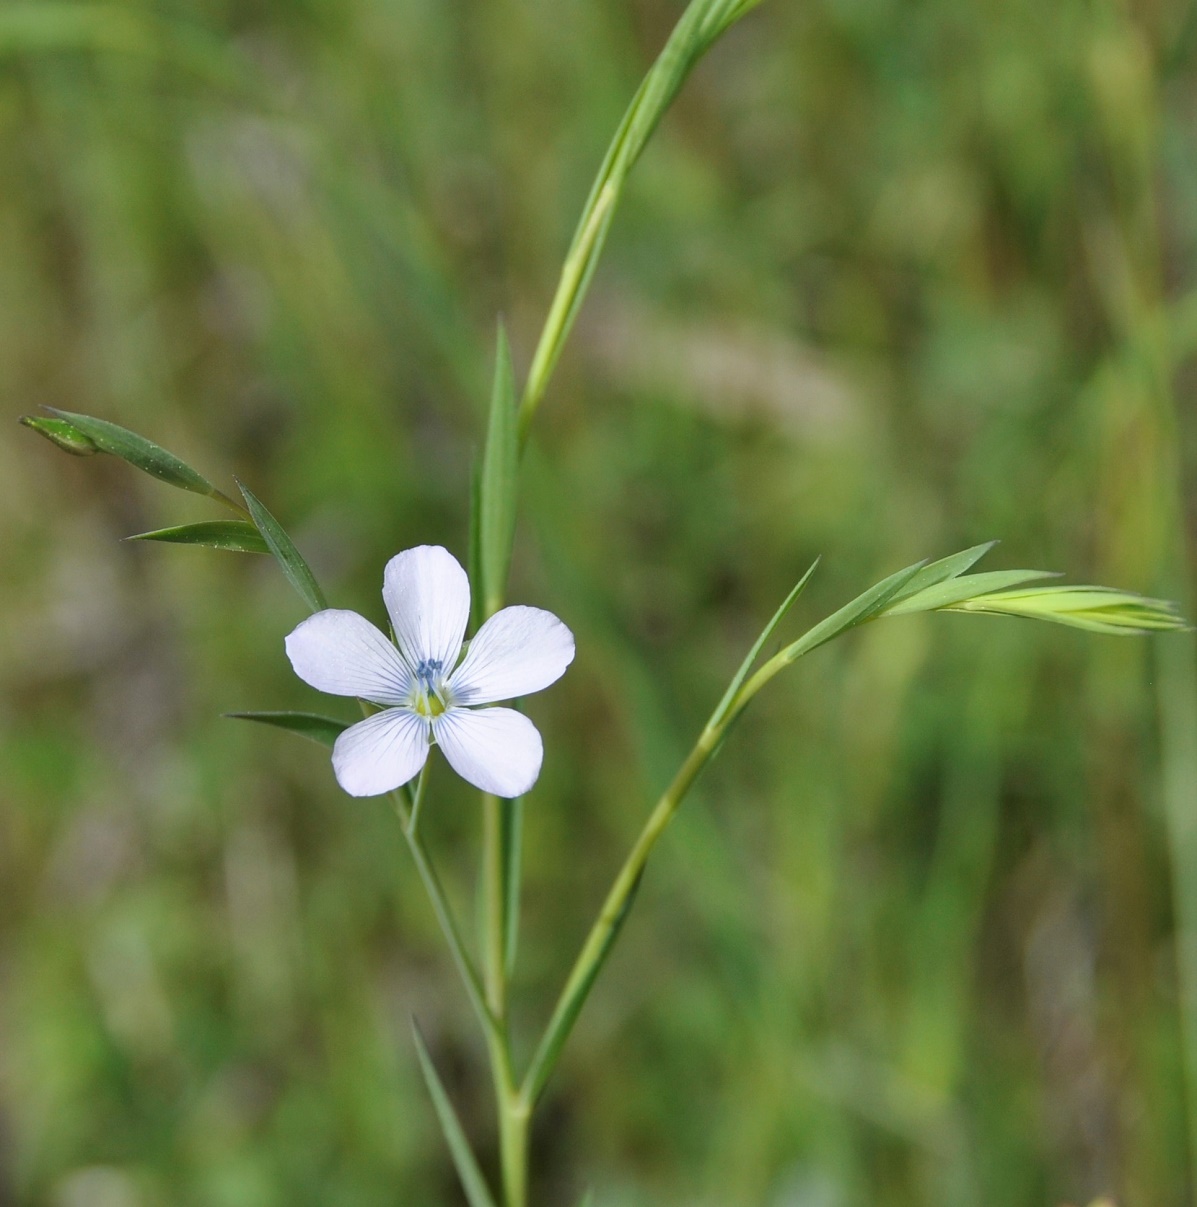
478, 325, 519, 619
126, 521, 269, 554
224, 711, 349, 748
947, 585, 1188, 634
776, 559, 928, 665
882, 569, 1059, 617
709, 557, 820, 727
38, 407, 244, 511
468, 465, 484, 632
411, 1021, 498, 1207
236, 480, 328, 614
519, 0, 766, 437
886, 541, 998, 605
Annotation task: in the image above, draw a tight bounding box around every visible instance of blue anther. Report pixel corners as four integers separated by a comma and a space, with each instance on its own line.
415, 658, 443, 692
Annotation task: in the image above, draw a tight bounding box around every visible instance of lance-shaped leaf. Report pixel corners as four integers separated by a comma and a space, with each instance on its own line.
885, 541, 998, 606
36, 407, 244, 511
411, 1021, 498, 1207
468, 467, 484, 631
882, 569, 1059, 617
946, 585, 1187, 635
224, 711, 349, 748
519, 0, 766, 436
20, 414, 99, 455
236, 480, 328, 614
709, 557, 820, 727
773, 559, 928, 666
477, 325, 519, 619
127, 521, 269, 554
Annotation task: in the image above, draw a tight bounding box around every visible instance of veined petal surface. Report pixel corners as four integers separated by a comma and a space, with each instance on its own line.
383, 546, 470, 677
332, 708, 430, 797
448, 605, 575, 705
432, 707, 543, 798
286, 610, 414, 703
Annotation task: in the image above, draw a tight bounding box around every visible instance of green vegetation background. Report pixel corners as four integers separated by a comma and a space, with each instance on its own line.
2, 0, 1196, 1203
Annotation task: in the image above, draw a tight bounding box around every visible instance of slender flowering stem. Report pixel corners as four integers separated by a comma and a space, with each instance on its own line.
408, 761, 430, 837
516, 645, 783, 1105
481, 4, 772, 1195
521, 726, 720, 1106
474, 988, 525, 1207
388, 786, 501, 1047
482, 793, 509, 1018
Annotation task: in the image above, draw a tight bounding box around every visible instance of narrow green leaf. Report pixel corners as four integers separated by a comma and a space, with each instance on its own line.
20, 414, 99, 455
236, 480, 328, 614
709, 0, 766, 35
411, 1021, 499, 1207
478, 325, 519, 619
709, 557, 820, 727
883, 569, 1059, 617
225, 711, 349, 748
948, 585, 1188, 635
127, 521, 269, 554
576, 1191, 596, 1207
41, 407, 243, 510
776, 559, 928, 665
519, 0, 765, 436
886, 541, 998, 605
468, 464, 484, 632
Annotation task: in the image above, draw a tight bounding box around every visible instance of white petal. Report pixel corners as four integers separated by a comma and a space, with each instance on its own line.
285, 610, 413, 704
332, 708, 429, 797
432, 708, 543, 798
382, 546, 470, 680
448, 605, 575, 705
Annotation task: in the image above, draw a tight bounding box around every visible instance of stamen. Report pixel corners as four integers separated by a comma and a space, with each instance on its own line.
414, 658, 443, 692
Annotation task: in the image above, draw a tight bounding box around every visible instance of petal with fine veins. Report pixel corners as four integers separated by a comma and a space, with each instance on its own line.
432, 707, 543, 798
382, 545, 470, 677
285, 610, 414, 704
448, 605, 574, 705
332, 708, 429, 797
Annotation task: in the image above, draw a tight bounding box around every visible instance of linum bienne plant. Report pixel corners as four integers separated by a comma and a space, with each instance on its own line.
20, 1, 1189, 1204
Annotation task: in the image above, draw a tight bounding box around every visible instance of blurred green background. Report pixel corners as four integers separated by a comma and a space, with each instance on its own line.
3, 0, 1197, 1203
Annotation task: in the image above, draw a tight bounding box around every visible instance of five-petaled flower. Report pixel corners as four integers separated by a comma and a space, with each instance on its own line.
285, 545, 574, 798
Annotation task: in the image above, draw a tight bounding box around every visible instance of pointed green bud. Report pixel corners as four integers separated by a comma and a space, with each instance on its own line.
20, 414, 100, 456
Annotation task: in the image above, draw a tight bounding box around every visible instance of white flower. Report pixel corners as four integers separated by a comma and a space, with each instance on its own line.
285, 545, 574, 799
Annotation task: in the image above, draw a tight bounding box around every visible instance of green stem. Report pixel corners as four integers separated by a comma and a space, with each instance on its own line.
520, 726, 720, 1106
497, 1095, 530, 1207
390, 789, 501, 1050
482, 794, 508, 1019
408, 761, 430, 837
481, 790, 530, 1205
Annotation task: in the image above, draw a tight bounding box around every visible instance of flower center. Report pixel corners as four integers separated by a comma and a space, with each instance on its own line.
414, 658, 443, 691
412, 659, 447, 717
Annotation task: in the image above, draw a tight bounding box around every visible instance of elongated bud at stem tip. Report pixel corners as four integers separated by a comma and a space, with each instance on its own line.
20, 415, 100, 456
